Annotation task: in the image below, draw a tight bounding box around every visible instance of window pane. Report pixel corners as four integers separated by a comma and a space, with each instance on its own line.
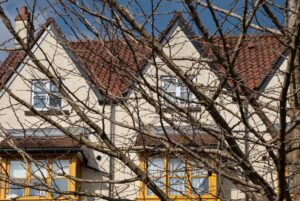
192, 178, 208, 195
33, 95, 47, 108
147, 158, 165, 196
192, 168, 208, 177
170, 159, 185, 177
180, 91, 188, 100
33, 81, 47, 108
33, 81, 47, 94
29, 179, 46, 196
179, 80, 194, 104
10, 161, 26, 178
31, 160, 48, 178
49, 82, 58, 93
9, 183, 25, 197
147, 178, 164, 196
170, 178, 186, 195
162, 78, 176, 92
180, 92, 188, 104
148, 158, 164, 177
52, 160, 69, 175
52, 178, 68, 198
162, 78, 177, 103
288, 166, 294, 189
179, 81, 188, 93
49, 96, 62, 108
148, 158, 164, 176
53, 178, 68, 191
49, 82, 61, 108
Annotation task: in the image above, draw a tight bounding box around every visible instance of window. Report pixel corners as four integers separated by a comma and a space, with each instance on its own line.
29, 160, 48, 196
169, 158, 186, 195
141, 157, 217, 200
147, 158, 165, 195
52, 160, 69, 198
32, 80, 62, 109
8, 161, 26, 197
191, 166, 209, 195
161, 77, 195, 106
286, 165, 295, 196
0, 157, 77, 200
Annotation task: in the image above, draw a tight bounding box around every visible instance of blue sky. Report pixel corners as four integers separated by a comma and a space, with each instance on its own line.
0, 0, 49, 61
0, 0, 285, 62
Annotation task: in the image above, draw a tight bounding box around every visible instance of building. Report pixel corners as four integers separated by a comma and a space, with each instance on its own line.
0, 6, 287, 201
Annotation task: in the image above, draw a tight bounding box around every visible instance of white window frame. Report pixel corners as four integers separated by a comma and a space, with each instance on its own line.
31, 80, 63, 111
161, 76, 196, 106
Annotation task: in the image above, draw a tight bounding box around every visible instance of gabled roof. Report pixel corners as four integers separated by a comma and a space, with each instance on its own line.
231, 35, 284, 90
0, 51, 25, 88
0, 13, 286, 98
0, 19, 150, 98
199, 34, 285, 90
0, 18, 55, 93
68, 39, 150, 96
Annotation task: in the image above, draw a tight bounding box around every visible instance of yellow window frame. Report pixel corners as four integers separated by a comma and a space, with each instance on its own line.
285, 166, 294, 199
0, 155, 77, 201
137, 156, 219, 201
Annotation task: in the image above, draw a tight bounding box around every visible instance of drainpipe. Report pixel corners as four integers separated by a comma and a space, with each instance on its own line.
109, 103, 116, 198
244, 101, 249, 201
244, 102, 249, 158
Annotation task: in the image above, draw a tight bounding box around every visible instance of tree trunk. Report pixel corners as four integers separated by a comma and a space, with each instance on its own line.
288, 1, 300, 200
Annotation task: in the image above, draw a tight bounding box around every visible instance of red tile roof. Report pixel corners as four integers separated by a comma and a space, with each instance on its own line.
0, 136, 81, 150
68, 40, 150, 96
199, 34, 285, 90
0, 18, 285, 96
135, 133, 218, 147
0, 51, 26, 88
236, 35, 284, 89
0, 18, 54, 91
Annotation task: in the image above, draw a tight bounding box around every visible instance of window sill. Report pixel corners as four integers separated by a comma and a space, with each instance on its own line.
24, 110, 70, 116
0, 198, 78, 201
161, 106, 202, 113
136, 195, 220, 201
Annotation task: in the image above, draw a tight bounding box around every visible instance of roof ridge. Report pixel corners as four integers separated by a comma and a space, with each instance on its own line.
67, 33, 277, 44
68, 37, 132, 44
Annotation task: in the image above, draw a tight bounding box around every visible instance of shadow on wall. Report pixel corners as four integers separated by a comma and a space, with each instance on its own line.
80, 146, 109, 201
218, 176, 246, 201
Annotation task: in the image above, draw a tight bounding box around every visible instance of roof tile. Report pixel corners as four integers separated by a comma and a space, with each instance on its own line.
0, 20, 285, 95
199, 35, 284, 89
0, 136, 81, 150
68, 40, 150, 96
135, 133, 218, 147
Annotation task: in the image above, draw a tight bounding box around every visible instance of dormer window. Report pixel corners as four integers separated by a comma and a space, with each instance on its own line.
32, 80, 62, 110
161, 76, 195, 106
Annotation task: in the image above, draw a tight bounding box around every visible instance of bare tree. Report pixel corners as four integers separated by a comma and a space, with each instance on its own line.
0, 1, 299, 201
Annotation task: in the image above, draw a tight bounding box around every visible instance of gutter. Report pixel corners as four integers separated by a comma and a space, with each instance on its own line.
0, 146, 111, 178
0, 147, 81, 154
